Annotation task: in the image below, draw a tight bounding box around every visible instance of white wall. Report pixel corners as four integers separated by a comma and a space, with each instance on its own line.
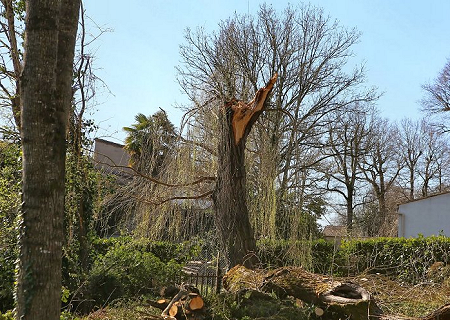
398, 193, 450, 237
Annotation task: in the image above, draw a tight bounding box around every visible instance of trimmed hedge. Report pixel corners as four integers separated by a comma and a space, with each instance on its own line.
256, 236, 450, 284
256, 239, 336, 274
339, 235, 450, 283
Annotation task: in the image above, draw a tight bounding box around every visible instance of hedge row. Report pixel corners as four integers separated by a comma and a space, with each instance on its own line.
339, 235, 450, 282
257, 235, 450, 284
3, 235, 450, 313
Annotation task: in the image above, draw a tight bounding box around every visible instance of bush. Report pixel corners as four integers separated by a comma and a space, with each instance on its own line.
91, 236, 200, 264
80, 238, 187, 309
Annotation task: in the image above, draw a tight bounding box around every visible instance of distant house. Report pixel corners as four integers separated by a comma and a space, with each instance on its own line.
93, 138, 133, 180
323, 225, 347, 247
397, 192, 450, 238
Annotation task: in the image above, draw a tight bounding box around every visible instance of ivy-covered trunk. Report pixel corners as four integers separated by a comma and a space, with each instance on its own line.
212, 74, 277, 269
16, 1, 80, 319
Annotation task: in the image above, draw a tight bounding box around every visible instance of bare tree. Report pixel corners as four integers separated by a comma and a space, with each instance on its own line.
359, 117, 402, 235
417, 121, 448, 197
397, 118, 424, 201
16, 1, 80, 319
421, 59, 450, 115
176, 4, 377, 249
0, 0, 24, 136
321, 105, 374, 232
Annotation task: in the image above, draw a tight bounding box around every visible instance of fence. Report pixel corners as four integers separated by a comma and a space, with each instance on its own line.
180, 260, 224, 296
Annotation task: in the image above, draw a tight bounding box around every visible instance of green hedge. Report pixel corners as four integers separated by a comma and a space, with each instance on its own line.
256, 239, 336, 274
256, 236, 450, 284
75, 237, 201, 311
339, 235, 450, 283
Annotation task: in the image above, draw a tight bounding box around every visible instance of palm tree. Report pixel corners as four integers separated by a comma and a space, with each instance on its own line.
123, 109, 176, 175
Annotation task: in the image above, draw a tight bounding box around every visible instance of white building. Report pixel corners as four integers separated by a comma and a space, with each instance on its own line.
398, 192, 450, 238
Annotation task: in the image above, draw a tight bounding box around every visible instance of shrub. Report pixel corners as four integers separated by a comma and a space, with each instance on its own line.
80, 239, 186, 309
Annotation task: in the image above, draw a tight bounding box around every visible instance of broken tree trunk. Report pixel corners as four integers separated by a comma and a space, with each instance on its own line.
223, 265, 381, 320
212, 74, 278, 269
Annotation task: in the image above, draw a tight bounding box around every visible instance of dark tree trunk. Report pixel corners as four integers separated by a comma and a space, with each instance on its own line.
212, 74, 277, 269
346, 186, 354, 233
16, 1, 80, 319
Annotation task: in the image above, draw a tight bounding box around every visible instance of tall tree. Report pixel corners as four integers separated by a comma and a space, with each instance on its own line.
397, 118, 424, 201
321, 105, 374, 232
16, 1, 80, 319
417, 121, 448, 197
359, 117, 402, 235
421, 58, 450, 131
177, 4, 377, 248
212, 74, 277, 268
0, 0, 24, 136
123, 109, 176, 174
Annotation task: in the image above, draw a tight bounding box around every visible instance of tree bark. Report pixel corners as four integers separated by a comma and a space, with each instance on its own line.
212, 74, 277, 268
16, 1, 80, 319
223, 265, 381, 320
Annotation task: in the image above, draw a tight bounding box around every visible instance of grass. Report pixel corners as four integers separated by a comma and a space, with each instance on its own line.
352, 273, 450, 318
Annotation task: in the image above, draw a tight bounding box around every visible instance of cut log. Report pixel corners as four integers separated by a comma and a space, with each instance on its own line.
148, 298, 170, 310
185, 293, 204, 311
156, 284, 205, 320
223, 265, 381, 320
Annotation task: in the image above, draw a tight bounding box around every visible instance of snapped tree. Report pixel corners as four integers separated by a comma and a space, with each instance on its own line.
212, 74, 277, 268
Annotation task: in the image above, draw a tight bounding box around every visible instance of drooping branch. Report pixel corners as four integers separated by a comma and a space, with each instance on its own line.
93, 152, 215, 187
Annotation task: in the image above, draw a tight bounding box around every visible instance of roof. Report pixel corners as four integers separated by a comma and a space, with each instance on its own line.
94, 137, 126, 149
323, 225, 347, 237
398, 191, 450, 207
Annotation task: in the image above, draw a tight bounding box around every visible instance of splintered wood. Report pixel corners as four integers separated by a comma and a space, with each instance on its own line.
229, 73, 277, 145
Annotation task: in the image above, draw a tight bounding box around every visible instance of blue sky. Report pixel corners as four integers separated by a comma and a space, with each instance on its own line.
84, 0, 450, 144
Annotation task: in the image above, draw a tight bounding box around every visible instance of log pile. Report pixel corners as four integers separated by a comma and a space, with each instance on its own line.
148, 284, 206, 320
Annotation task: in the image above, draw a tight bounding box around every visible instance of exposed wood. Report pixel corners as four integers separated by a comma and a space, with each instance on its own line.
186, 294, 204, 311
230, 73, 278, 144
151, 284, 205, 320
148, 299, 170, 310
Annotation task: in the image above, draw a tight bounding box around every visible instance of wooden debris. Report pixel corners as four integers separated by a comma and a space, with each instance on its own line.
149, 284, 206, 320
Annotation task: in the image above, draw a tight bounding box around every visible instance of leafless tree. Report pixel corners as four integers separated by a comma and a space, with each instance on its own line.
0, 0, 24, 137
421, 59, 450, 125
397, 118, 425, 201
359, 117, 402, 235
320, 104, 375, 232
176, 4, 378, 257
417, 121, 449, 197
